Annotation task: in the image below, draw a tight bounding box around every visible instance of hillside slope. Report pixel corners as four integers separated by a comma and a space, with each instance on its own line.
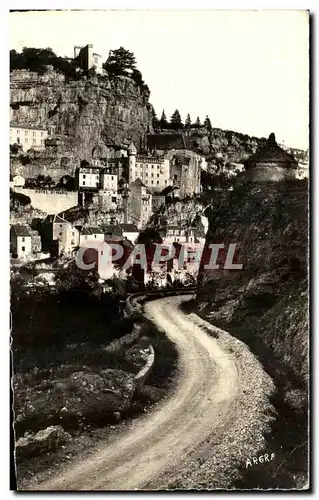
196, 179, 308, 407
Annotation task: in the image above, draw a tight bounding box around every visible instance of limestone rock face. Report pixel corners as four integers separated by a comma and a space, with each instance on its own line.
10, 70, 153, 163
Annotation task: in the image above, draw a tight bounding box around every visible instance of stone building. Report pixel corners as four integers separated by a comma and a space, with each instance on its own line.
75, 165, 101, 190
10, 225, 32, 259
244, 133, 298, 182
130, 179, 153, 229
41, 214, 79, 257
74, 44, 104, 73
146, 133, 206, 196
10, 123, 48, 152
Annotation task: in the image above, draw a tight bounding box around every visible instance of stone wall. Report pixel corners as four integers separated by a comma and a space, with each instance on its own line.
245, 164, 297, 182
13, 188, 78, 214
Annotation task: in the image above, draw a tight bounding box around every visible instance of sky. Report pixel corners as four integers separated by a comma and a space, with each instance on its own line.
9, 9, 309, 149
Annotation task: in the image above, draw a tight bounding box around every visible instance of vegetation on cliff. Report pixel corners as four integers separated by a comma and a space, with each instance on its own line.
196, 179, 308, 401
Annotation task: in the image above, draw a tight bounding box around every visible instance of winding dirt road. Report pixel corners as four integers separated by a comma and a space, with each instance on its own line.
30, 295, 240, 491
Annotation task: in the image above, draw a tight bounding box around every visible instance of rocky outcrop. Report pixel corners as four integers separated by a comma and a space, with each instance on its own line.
14, 368, 136, 434
196, 179, 308, 408
15, 425, 71, 459
10, 69, 153, 169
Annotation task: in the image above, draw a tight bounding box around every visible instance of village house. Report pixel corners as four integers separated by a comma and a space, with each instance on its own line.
244, 133, 298, 182
77, 227, 104, 246
130, 179, 153, 229
161, 225, 198, 245
41, 214, 79, 257
126, 134, 206, 197
10, 123, 48, 152
75, 165, 101, 191
128, 141, 172, 192
10, 225, 32, 259
118, 223, 139, 244
103, 225, 123, 242
11, 175, 25, 188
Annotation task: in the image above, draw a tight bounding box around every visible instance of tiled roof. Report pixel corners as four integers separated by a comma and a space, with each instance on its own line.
11, 225, 31, 237
10, 122, 46, 131
131, 178, 146, 187
88, 227, 104, 234
244, 133, 298, 167
103, 225, 123, 237
146, 133, 191, 151
119, 223, 139, 232
43, 214, 68, 224
81, 227, 92, 235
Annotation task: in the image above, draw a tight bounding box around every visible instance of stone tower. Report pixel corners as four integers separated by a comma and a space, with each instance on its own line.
122, 184, 132, 224
128, 141, 137, 183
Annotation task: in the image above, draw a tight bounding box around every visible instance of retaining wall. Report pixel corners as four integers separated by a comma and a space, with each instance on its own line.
13, 188, 78, 214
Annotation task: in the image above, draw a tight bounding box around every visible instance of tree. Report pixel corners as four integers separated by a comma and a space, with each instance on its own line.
204, 115, 212, 132
103, 47, 136, 77
10, 47, 80, 78
185, 113, 191, 127
160, 109, 168, 128
170, 109, 183, 130
10, 143, 22, 155
195, 116, 201, 127
131, 68, 144, 86
151, 106, 159, 128
55, 261, 102, 304
58, 175, 75, 191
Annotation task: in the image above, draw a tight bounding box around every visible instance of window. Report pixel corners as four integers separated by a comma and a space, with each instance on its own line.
41, 132, 44, 137
111, 176, 114, 180
17, 130, 20, 134
96, 181, 99, 185
33, 139, 36, 144
101, 250, 103, 256
60, 224, 63, 228
22, 246, 25, 251
151, 181, 154, 185
25, 138, 28, 144
22, 237, 25, 242
83, 181, 86, 185
41, 140, 43, 145
24, 131, 28, 136
157, 181, 159, 185
157, 173, 159, 177
59, 232, 62, 236
94, 235, 96, 238
33, 132, 36, 137
152, 165, 154, 169
83, 174, 86, 179
151, 173, 154, 177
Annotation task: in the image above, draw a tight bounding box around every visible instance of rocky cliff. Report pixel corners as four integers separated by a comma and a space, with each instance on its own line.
10, 68, 153, 165
196, 178, 308, 406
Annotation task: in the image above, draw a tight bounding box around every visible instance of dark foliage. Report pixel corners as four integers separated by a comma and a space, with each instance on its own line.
103, 47, 136, 77
10, 47, 80, 78
10, 189, 31, 209
170, 109, 183, 130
